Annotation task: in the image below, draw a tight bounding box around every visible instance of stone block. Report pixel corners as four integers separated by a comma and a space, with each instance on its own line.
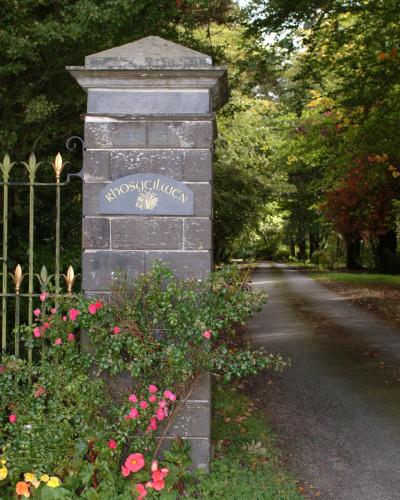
111, 217, 183, 250
187, 373, 211, 402
83, 151, 110, 182
87, 89, 211, 115
82, 217, 110, 249
187, 183, 212, 216
103, 371, 133, 402
84, 121, 146, 149
166, 401, 210, 438
189, 438, 211, 472
82, 250, 145, 291
83, 183, 108, 216
145, 251, 212, 279
156, 437, 210, 472
183, 150, 212, 181
147, 121, 213, 148
184, 218, 212, 250
110, 150, 183, 180
85, 291, 111, 303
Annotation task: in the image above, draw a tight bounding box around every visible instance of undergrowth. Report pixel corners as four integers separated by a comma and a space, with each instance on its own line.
187, 382, 302, 499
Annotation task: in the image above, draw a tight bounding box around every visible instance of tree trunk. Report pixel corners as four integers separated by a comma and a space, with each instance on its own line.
289, 238, 296, 258
375, 229, 397, 273
297, 237, 307, 261
345, 235, 362, 270
309, 232, 320, 257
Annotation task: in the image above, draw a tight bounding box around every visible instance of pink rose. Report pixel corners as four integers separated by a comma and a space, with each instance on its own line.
33, 327, 41, 338
62, 315, 67, 321
69, 308, 80, 321
136, 483, 147, 498
95, 301, 103, 310
202, 330, 211, 339
128, 408, 139, 419
39, 292, 49, 302
152, 469, 168, 482
158, 400, 167, 409
128, 394, 138, 403
108, 439, 117, 450
148, 384, 158, 394
121, 465, 130, 477
67, 333, 75, 342
163, 390, 176, 402
124, 453, 145, 473
156, 408, 165, 421
147, 463, 168, 493
43, 322, 50, 330
88, 303, 97, 315
147, 418, 157, 431
50, 307, 57, 314
34, 386, 45, 398
139, 401, 148, 409
8, 414, 17, 424
54, 338, 62, 345
151, 478, 165, 491
33, 308, 41, 317
149, 395, 157, 403
113, 326, 121, 334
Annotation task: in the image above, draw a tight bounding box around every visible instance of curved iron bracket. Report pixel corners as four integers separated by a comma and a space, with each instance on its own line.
66, 135, 85, 155
65, 135, 84, 180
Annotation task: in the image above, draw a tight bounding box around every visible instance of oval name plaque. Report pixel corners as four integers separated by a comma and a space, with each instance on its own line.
99, 173, 194, 215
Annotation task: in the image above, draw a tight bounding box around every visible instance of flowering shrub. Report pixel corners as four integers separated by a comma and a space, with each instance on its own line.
0, 264, 285, 498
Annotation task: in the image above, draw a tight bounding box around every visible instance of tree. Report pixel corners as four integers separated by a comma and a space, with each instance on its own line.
191, 22, 289, 260
214, 96, 288, 260
0, 1, 239, 271
322, 160, 398, 270
0, 0, 237, 158
245, 0, 400, 271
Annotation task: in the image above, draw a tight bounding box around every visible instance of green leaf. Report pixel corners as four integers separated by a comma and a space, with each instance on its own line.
78, 463, 94, 487
74, 440, 88, 458
36, 487, 75, 500
80, 488, 99, 500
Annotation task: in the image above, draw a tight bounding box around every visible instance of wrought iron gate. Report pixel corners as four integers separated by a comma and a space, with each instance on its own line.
0, 152, 82, 364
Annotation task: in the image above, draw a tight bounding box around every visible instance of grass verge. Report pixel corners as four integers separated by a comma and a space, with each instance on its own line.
187, 382, 302, 499
312, 271, 400, 288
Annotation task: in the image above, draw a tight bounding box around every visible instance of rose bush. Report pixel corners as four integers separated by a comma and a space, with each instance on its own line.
0, 264, 286, 498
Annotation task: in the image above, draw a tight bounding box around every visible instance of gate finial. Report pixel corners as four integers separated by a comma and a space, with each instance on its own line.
9, 265, 24, 294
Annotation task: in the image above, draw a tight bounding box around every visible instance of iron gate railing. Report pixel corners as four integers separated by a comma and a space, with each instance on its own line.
0, 152, 82, 365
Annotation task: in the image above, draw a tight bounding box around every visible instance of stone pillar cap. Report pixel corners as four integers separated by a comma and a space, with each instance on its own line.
84, 35, 213, 69
67, 36, 228, 111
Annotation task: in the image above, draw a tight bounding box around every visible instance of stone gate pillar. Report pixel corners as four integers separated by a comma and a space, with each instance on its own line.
67, 36, 227, 470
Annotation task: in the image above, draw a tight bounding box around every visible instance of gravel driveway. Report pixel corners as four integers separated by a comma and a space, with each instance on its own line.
244, 263, 400, 500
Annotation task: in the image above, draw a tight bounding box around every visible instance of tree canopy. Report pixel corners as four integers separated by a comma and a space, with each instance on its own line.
243, 0, 400, 271
0, 0, 237, 157
1, 0, 400, 272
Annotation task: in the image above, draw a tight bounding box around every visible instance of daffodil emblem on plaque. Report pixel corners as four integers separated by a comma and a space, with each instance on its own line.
135, 191, 159, 211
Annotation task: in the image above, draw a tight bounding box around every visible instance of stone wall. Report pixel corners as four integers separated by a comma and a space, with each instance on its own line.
81, 115, 214, 297
68, 35, 227, 471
